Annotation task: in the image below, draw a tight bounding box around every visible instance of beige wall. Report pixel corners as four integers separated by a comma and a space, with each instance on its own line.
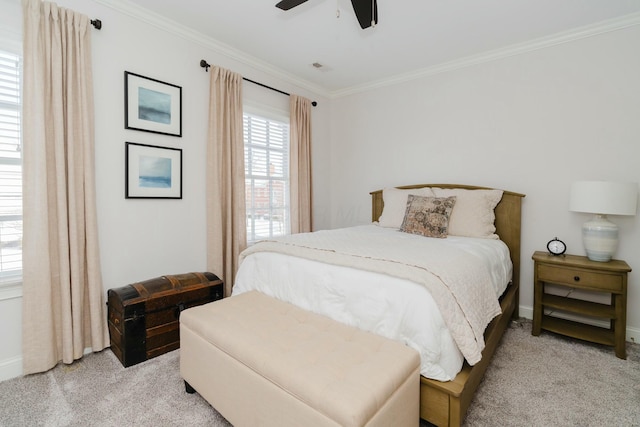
327, 24, 640, 340
0, 0, 330, 380
1, 0, 638, 381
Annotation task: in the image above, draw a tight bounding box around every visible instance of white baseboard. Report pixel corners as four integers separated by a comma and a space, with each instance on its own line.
519, 305, 533, 320
518, 305, 639, 345
0, 346, 96, 383
0, 355, 22, 383
1, 305, 637, 383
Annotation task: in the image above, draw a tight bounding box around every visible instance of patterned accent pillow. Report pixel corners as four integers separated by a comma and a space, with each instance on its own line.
400, 195, 457, 238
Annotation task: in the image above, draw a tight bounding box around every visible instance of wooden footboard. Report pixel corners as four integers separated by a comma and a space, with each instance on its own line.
370, 184, 524, 426
419, 279, 519, 426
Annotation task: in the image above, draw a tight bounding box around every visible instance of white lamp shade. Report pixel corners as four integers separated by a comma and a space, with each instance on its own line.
569, 181, 638, 216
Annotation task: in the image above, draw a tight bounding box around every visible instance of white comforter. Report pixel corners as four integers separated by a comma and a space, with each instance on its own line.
232, 224, 512, 381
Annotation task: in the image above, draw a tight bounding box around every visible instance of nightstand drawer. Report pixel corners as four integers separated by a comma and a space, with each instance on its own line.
537, 264, 622, 292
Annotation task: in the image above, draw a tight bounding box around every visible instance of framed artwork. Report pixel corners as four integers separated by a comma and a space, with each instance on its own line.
125, 142, 182, 199
125, 71, 182, 137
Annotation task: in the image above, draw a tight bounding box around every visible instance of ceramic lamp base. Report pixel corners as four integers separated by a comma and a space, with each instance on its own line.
582, 214, 618, 262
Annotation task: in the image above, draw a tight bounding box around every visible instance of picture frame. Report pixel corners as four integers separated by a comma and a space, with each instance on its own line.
125, 142, 182, 199
125, 71, 182, 137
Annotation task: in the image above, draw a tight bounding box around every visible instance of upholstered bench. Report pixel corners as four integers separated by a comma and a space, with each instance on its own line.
180, 290, 420, 427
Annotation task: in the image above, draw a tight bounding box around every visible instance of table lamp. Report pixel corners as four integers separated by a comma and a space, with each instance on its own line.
569, 181, 638, 262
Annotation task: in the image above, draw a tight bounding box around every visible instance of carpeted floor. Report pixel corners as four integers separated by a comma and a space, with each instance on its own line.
463, 320, 640, 426
0, 319, 638, 426
0, 345, 231, 427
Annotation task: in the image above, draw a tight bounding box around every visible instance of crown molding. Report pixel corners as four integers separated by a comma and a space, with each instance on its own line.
94, 1, 640, 100
93, 0, 328, 97
331, 12, 640, 98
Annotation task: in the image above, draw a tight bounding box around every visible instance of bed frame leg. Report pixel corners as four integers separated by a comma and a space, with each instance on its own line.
184, 380, 196, 394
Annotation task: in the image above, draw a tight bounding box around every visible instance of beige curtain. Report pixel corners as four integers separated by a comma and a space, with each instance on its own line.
206, 66, 246, 297
21, 0, 108, 375
289, 95, 313, 234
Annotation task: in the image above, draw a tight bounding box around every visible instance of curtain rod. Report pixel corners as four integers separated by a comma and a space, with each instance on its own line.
91, 19, 102, 30
199, 60, 317, 107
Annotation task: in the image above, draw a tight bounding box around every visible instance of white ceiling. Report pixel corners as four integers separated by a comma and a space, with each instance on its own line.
118, 0, 640, 96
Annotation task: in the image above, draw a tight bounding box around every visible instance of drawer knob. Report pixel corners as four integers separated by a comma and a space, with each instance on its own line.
574, 276, 580, 282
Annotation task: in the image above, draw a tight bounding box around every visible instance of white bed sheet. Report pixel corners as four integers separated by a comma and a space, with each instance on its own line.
232, 226, 512, 381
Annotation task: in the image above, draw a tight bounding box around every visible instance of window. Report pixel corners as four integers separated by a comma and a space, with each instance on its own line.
0, 50, 22, 286
244, 112, 290, 244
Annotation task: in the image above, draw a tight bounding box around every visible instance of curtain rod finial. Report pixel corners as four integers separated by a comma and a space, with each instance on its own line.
91, 19, 102, 30
311, 101, 317, 107
200, 60, 210, 72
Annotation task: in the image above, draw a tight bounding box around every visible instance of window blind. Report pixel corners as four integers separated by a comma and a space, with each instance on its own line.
244, 113, 290, 244
0, 50, 22, 284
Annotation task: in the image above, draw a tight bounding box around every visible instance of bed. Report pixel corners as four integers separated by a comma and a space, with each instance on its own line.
232, 183, 525, 426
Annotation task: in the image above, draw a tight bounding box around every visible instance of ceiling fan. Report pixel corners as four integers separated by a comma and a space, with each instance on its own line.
275, 0, 378, 30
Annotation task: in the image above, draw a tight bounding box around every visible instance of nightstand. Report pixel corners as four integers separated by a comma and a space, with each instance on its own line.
532, 251, 631, 359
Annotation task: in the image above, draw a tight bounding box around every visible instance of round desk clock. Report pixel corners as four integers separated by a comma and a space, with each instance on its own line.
547, 237, 566, 256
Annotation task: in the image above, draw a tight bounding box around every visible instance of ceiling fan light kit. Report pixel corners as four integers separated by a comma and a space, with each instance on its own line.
276, 0, 378, 29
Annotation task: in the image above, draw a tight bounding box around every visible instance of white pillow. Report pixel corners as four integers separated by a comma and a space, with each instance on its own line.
377, 187, 436, 228
431, 188, 504, 239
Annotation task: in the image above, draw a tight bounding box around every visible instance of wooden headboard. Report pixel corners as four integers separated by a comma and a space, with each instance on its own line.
370, 184, 525, 290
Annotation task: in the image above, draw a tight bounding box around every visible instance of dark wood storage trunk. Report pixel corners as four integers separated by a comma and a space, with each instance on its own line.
107, 272, 223, 367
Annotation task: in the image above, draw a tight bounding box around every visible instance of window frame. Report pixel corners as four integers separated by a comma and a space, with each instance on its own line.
243, 105, 291, 245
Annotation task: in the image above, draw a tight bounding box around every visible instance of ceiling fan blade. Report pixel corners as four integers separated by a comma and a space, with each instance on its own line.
275, 0, 310, 11
350, 0, 377, 29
